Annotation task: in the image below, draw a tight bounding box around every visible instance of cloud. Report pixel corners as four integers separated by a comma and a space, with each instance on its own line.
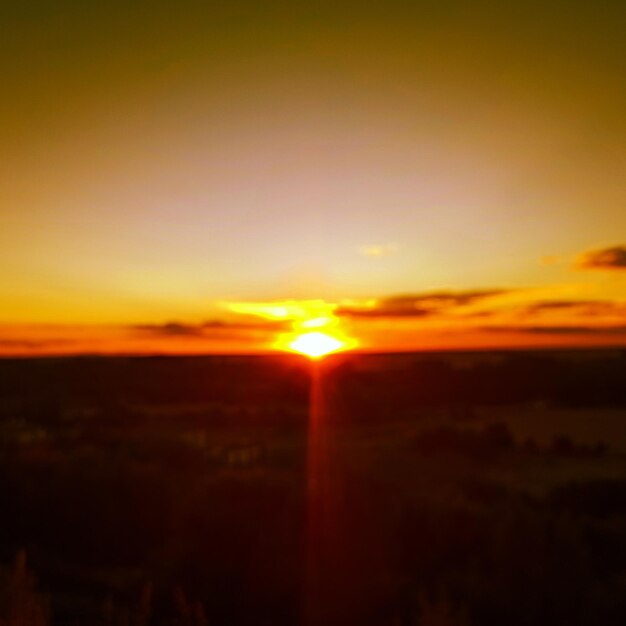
222, 300, 334, 322
0, 339, 70, 349
500, 300, 626, 326
336, 289, 511, 318
134, 322, 205, 337
481, 324, 626, 336
576, 245, 626, 270
358, 243, 399, 258
132, 318, 290, 339
521, 299, 626, 314
522, 300, 592, 312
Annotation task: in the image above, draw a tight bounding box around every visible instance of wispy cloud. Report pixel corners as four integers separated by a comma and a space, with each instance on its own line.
132, 318, 290, 339
481, 324, 626, 336
358, 243, 399, 258
221, 300, 335, 322
0, 338, 71, 350
336, 289, 512, 319
517, 300, 626, 317
133, 322, 205, 337
575, 245, 626, 270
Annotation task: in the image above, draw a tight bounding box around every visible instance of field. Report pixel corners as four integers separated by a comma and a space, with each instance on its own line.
1, 350, 626, 625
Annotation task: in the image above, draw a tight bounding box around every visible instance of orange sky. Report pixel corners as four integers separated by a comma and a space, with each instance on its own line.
0, 2, 625, 355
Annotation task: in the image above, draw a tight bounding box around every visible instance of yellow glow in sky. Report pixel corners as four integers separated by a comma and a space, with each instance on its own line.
223, 300, 337, 321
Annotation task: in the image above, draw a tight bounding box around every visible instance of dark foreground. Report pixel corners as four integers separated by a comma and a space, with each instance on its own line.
1, 350, 626, 625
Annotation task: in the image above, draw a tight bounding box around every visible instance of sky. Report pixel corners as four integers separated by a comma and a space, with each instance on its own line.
1, 1, 625, 354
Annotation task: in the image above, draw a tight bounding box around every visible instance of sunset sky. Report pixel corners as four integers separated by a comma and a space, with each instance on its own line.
1, 1, 625, 354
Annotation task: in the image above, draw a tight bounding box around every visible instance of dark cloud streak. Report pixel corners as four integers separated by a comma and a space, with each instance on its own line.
482, 325, 626, 336
519, 300, 626, 317
133, 319, 290, 339
576, 246, 626, 270
336, 289, 512, 319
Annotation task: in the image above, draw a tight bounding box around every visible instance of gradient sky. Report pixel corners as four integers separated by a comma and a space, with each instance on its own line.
1, 1, 625, 353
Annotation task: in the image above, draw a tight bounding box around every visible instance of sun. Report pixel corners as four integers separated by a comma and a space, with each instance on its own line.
286, 331, 346, 359
243, 299, 358, 359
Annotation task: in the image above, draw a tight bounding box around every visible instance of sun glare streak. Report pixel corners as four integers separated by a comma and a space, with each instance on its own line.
304, 361, 331, 622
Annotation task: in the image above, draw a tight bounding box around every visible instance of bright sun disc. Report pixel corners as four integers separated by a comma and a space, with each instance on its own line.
288, 332, 345, 359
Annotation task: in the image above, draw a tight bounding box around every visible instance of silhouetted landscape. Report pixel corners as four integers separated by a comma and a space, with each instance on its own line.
2, 349, 626, 625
